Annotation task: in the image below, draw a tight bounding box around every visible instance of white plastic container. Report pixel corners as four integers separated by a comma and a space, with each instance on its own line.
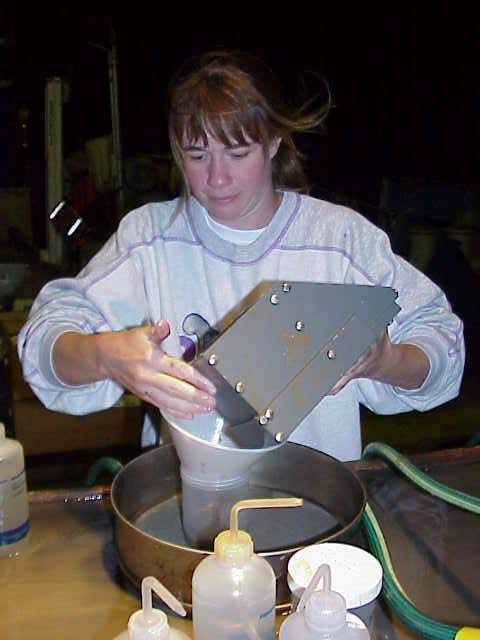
287, 543, 382, 633
280, 563, 370, 640
0, 422, 30, 557
192, 497, 303, 640
180, 467, 248, 548
113, 576, 189, 639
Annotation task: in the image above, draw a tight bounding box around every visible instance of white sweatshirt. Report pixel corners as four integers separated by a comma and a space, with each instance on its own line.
18, 192, 464, 460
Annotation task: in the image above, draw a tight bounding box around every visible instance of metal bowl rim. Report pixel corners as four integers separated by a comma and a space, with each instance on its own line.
110, 443, 366, 556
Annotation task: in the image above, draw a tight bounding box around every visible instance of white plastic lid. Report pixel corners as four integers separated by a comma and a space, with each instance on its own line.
288, 543, 383, 609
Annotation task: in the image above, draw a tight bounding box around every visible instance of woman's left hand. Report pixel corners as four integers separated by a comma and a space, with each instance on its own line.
329, 329, 430, 395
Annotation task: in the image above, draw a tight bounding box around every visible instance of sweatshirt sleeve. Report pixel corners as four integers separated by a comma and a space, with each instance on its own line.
17, 207, 156, 415
343, 210, 465, 414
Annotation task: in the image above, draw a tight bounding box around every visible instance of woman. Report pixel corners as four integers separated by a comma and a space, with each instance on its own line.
18, 50, 464, 460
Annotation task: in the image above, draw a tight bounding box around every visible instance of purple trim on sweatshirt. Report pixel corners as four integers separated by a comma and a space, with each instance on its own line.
92, 319, 107, 332
23, 366, 41, 382
449, 320, 464, 356
27, 315, 94, 343
127, 235, 199, 250
162, 237, 200, 247
182, 193, 303, 266
82, 235, 201, 296
82, 252, 132, 295
277, 244, 380, 285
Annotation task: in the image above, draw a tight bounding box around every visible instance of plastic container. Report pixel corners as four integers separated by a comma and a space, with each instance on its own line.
164, 412, 281, 483
181, 467, 248, 549
279, 563, 370, 640
287, 543, 382, 634
113, 576, 189, 639
192, 497, 303, 640
0, 422, 30, 557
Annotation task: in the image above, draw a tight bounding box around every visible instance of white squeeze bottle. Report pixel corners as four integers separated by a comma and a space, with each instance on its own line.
279, 563, 370, 640
192, 497, 303, 640
114, 576, 190, 640
0, 422, 30, 557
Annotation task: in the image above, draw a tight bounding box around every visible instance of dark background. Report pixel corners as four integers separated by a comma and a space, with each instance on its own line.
2, 10, 478, 199
1, 11, 479, 305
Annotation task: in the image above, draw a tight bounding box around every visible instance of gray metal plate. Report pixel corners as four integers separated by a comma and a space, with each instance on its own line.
194, 282, 400, 447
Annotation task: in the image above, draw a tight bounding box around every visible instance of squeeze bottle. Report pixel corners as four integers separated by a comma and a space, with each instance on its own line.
114, 576, 189, 639
0, 422, 30, 557
192, 497, 303, 640
279, 563, 370, 640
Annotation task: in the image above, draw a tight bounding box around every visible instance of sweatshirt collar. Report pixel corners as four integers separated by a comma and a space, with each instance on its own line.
185, 191, 301, 265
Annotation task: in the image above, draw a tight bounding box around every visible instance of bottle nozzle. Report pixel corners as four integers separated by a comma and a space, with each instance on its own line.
229, 497, 304, 538
214, 497, 303, 563
128, 577, 186, 639
141, 576, 186, 621
299, 564, 348, 634
297, 563, 331, 612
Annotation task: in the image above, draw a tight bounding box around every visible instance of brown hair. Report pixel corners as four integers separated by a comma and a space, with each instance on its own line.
168, 50, 330, 195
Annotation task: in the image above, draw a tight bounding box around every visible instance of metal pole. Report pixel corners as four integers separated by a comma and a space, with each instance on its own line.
107, 27, 125, 218
44, 77, 64, 264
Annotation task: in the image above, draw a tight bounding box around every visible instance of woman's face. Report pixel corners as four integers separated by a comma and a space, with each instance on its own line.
180, 132, 281, 229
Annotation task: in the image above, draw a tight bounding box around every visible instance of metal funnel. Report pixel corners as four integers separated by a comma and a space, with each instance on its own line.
164, 411, 283, 484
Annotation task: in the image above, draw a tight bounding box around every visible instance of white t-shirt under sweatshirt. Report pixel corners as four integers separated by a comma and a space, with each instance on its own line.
18, 192, 464, 460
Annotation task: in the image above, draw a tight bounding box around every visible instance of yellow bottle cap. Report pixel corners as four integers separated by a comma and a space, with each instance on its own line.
213, 497, 303, 565
214, 529, 253, 563
456, 627, 480, 640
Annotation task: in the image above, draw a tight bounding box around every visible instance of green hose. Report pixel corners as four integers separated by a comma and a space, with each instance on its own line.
363, 442, 480, 514
362, 504, 458, 640
84, 457, 123, 486
466, 433, 480, 448
362, 443, 480, 639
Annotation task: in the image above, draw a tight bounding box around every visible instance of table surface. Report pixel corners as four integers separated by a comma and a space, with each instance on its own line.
1, 448, 479, 639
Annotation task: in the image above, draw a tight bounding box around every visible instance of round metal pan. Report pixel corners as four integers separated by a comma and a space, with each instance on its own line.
111, 442, 365, 609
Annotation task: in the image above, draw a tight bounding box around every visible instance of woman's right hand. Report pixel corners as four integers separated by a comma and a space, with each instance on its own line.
53, 319, 216, 419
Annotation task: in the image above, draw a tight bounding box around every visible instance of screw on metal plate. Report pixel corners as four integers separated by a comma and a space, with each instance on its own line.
265, 407, 274, 420
259, 415, 269, 425
270, 293, 280, 305
235, 381, 244, 393
295, 320, 305, 331
327, 349, 336, 360
282, 282, 291, 293
275, 432, 284, 443
208, 354, 218, 365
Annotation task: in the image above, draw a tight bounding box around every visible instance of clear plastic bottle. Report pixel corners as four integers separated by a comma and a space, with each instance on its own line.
0, 422, 30, 557
279, 564, 370, 640
192, 497, 303, 640
113, 576, 190, 640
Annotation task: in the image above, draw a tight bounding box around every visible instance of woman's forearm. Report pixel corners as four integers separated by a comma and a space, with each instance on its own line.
52, 331, 112, 385
330, 332, 431, 396
373, 342, 430, 390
